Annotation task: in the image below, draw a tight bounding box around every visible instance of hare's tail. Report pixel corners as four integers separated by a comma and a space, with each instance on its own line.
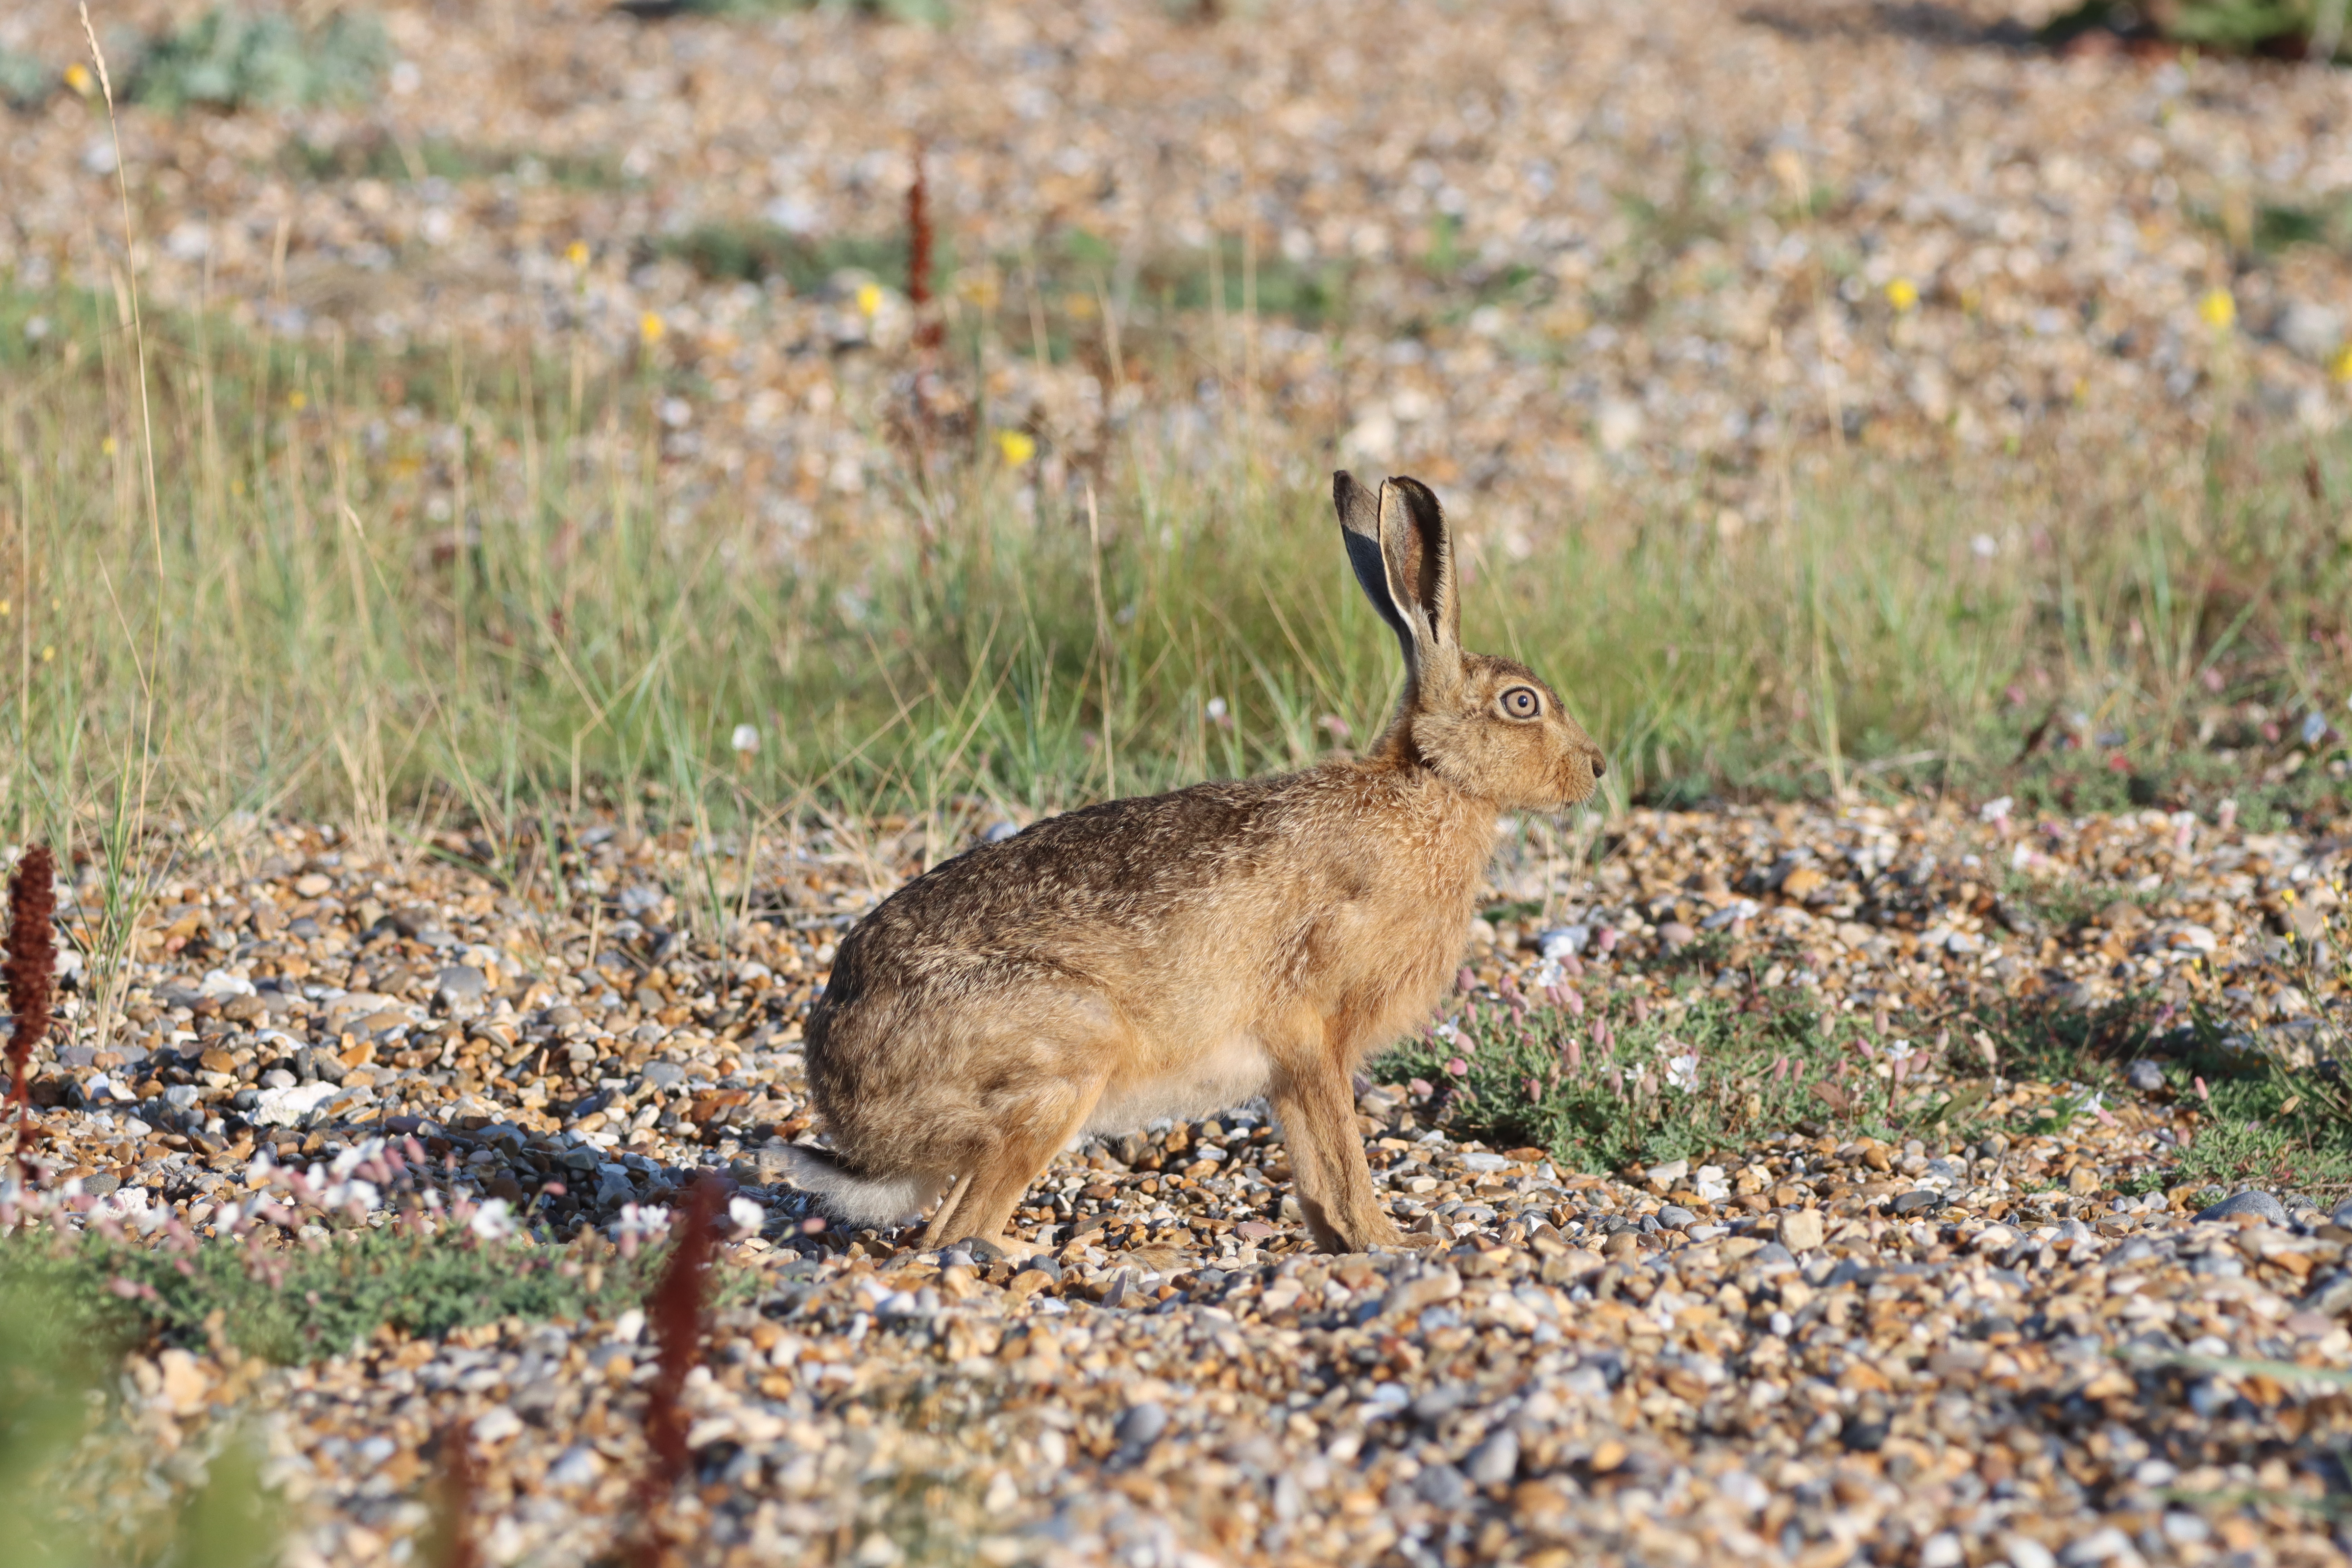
777, 1144, 942, 1227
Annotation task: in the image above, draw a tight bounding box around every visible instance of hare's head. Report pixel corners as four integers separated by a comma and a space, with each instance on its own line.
1333, 472, 1604, 812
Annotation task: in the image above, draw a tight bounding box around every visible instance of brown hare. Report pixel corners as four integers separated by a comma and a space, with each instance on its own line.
783, 472, 1604, 1255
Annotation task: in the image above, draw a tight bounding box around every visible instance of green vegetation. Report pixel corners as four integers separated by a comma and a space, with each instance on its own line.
0, 47, 50, 110
0, 1253, 281, 1568
127, 7, 389, 113
626, 0, 949, 22
2042, 0, 2352, 60
660, 221, 920, 293
3, 276, 2347, 871
1372, 959, 2351, 1184
1, 1226, 695, 1363
1373, 986, 1981, 1173
284, 134, 626, 190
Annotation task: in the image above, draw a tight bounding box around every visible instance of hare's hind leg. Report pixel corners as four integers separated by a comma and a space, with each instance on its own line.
929, 1076, 1103, 1257
919, 1172, 974, 1250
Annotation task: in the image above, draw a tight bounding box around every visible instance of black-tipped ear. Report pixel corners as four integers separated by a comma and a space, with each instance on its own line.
1334, 470, 1414, 660
1377, 475, 1458, 652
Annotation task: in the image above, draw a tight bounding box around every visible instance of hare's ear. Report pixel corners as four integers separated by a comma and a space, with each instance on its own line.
1333, 471, 1413, 662
1376, 475, 1459, 655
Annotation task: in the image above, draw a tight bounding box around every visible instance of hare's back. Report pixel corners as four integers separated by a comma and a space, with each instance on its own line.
858, 777, 1298, 954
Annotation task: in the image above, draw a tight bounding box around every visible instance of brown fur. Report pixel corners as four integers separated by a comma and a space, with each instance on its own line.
788, 473, 1603, 1254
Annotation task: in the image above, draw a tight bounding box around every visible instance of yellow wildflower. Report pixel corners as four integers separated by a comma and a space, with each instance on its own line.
2198, 288, 2235, 330
565, 240, 589, 270
855, 282, 883, 319
288, 390, 307, 411
995, 430, 1037, 467
639, 312, 665, 346
2330, 342, 2352, 384
40, 645, 54, 663
64, 64, 93, 98
1884, 277, 1919, 313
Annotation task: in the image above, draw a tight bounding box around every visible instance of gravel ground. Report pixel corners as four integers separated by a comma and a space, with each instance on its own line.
4, 0, 2350, 543
4, 797, 2349, 1566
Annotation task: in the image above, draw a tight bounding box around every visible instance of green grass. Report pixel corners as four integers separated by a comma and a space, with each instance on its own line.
5, 271, 2347, 872
0, 1223, 709, 1363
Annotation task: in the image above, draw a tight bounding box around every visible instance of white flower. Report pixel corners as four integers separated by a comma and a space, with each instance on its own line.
1978, 796, 2013, 824
730, 723, 760, 755
468, 1198, 516, 1242
1662, 1048, 1700, 1092
728, 1196, 766, 1238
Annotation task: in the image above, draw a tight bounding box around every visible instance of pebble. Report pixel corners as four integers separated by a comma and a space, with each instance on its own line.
2194, 1190, 2289, 1225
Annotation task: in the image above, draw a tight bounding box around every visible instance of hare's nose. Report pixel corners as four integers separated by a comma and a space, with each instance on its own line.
1590, 752, 1607, 778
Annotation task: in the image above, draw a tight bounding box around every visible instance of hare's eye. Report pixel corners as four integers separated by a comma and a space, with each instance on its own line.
1501, 687, 1540, 719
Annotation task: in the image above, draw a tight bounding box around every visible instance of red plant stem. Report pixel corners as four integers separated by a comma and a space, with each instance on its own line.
4, 844, 56, 1150
433, 1421, 480, 1568
629, 1175, 727, 1568
909, 140, 940, 352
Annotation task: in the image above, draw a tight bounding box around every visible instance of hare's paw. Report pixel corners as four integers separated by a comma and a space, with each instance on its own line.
1381, 1230, 1450, 1252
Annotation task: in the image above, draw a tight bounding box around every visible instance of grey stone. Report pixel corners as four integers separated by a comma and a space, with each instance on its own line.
593, 1165, 635, 1206
1411, 1382, 1471, 1422
1656, 1204, 1698, 1229
1413, 1462, 1470, 1509
1114, 1401, 1169, 1448
2060, 1526, 2134, 1565
436, 966, 488, 1007
640, 1061, 687, 1091
731, 1146, 797, 1188
2126, 1059, 2165, 1093
958, 1235, 1008, 1265
2304, 1272, 2352, 1318
1465, 1427, 1519, 1485
2195, 1190, 2287, 1225
2330, 1195, 2352, 1230
2277, 300, 2345, 363
1013, 1254, 1063, 1283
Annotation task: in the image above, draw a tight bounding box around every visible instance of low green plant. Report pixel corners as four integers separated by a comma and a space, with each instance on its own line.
0, 1252, 281, 1567
284, 134, 626, 190
0, 47, 50, 109
2041, 0, 2350, 59
659, 221, 918, 293
130, 6, 388, 113
627, 0, 949, 21
1, 1222, 745, 1364
1371, 982, 1983, 1172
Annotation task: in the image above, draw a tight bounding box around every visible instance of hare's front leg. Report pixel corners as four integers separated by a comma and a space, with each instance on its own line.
1266, 1010, 1432, 1253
